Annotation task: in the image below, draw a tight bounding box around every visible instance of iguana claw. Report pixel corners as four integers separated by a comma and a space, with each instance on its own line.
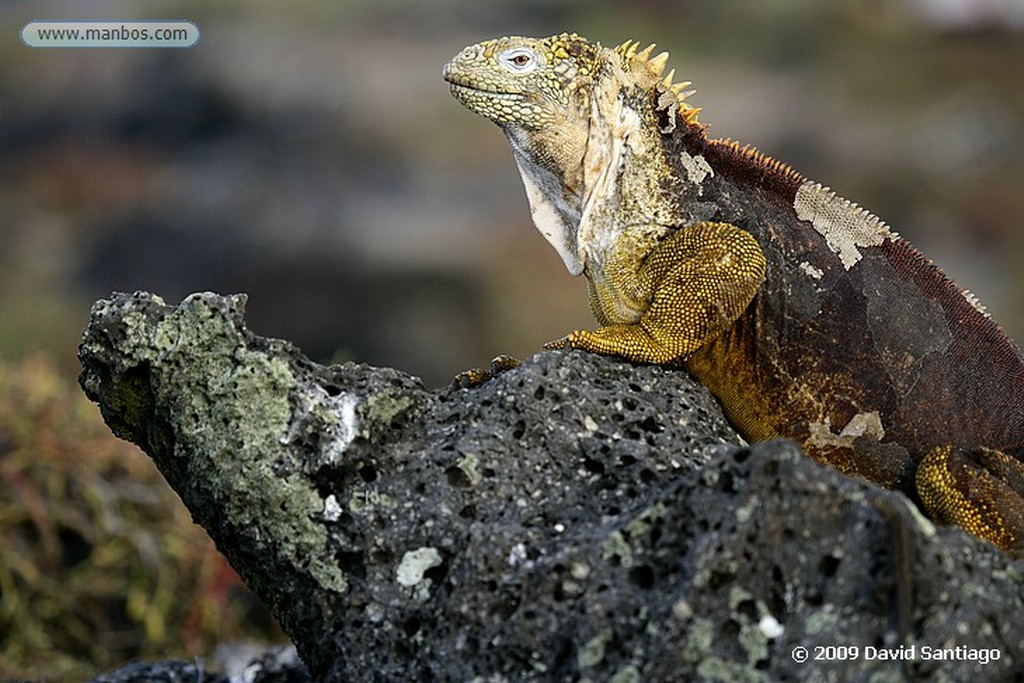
452, 354, 521, 388
542, 335, 574, 351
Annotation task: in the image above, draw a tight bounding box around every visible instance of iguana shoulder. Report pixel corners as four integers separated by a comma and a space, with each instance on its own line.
444, 33, 1024, 558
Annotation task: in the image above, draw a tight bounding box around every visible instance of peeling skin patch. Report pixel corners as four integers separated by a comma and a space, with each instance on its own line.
679, 150, 713, 185
508, 128, 584, 276
798, 261, 823, 280
656, 89, 678, 133
794, 181, 896, 270
397, 547, 442, 587
807, 411, 885, 451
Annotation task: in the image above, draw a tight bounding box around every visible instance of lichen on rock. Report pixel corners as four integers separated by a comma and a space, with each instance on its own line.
80, 291, 1024, 681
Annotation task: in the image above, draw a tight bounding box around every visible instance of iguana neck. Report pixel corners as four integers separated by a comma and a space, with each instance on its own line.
502, 123, 587, 276
443, 34, 703, 278
521, 50, 685, 278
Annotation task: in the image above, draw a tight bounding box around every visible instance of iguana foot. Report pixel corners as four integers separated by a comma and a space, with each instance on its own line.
916, 445, 1024, 558
544, 326, 678, 364
452, 354, 521, 388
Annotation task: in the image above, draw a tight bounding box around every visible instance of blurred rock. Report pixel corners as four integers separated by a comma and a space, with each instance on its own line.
87, 645, 309, 683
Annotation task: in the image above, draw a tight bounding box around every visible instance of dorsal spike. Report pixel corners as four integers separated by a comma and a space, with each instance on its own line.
610, 39, 634, 59
662, 68, 676, 87
647, 51, 670, 77
636, 43, 656, 62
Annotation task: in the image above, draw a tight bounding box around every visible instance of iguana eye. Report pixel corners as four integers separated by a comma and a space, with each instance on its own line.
500, 48, 539, 73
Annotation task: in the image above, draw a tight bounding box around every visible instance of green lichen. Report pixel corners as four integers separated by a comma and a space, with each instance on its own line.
349, 488, 397, 513
737, 618, 770, 666
695, 656, 771, 683
364, 391, 415, 428
728, 586, 754, 612
682, 618, 715, 663
735, 496, 758, 524
456, 452, 483, 487
119, 294, 348, 594
724, 587, 780, 666
602, 531, 634, 568
608, 665, 641, 683
396, 547, 442, 587
805, 608, 840, 636
994, 563, 1024, 582
691, 557, 742, 589
106, 366, 157, 443
578, 628, 613, 668
626, 501, 668, 537
868, 670, 912, 683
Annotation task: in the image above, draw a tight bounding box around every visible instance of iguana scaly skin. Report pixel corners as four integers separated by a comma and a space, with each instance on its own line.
443, 33, 1024, 558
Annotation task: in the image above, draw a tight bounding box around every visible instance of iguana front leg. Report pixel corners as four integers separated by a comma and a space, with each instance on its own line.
547, 221, 766, 364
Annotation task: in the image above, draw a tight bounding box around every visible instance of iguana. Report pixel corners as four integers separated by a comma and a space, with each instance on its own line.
442, 33, 1024, 558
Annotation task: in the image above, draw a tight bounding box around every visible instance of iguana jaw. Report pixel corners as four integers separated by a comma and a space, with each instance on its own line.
443, 79, 533, 122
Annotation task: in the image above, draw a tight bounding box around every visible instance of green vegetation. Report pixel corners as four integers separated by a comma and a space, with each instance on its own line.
0, 355, 283, 681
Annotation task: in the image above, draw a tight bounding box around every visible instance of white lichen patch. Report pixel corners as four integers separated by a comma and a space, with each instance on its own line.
282, 384, 361, 465
679, 150, 714, 185
322, 494, 343, 522
798, 261, 824, 280
396, 547, 442, 587
794, 181, 896, 270
758, 614, 784, 639
507, 542, 529, 568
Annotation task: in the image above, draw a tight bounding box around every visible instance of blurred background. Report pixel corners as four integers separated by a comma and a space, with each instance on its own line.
1, 0, 1022, 679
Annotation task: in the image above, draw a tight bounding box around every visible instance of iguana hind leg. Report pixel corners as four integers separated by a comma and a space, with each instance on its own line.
547, 221, 766, 364
917, 445, 1024, 558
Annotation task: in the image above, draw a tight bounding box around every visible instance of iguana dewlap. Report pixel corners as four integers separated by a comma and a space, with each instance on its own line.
443, 33, 1024, 558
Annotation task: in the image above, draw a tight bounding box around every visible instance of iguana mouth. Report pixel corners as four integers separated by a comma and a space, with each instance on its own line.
445, 80, 523, 100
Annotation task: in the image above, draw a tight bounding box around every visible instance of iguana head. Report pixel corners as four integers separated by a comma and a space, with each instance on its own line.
442, 33, 600, 129
444, 34, 699, 276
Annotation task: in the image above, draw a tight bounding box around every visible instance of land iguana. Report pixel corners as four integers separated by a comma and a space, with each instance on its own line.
442, 33, 1024, 558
